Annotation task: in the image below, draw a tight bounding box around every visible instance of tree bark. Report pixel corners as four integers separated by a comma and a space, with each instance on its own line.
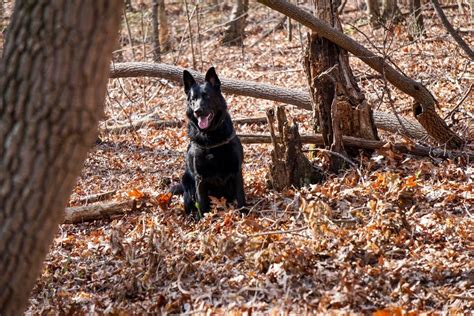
222, 0, 249, 46
409, 0, 424, 36
0, 1, 122, 314
367, 0, 381, 28
109, 62, 428, 140
256, 0, 464, 149
64, 200, 137, 224
305, 0, 379, 171
151, 0, 161, 62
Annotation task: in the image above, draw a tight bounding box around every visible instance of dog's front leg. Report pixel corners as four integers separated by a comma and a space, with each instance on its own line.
195, 175, 210, 216
235, 172, 246, 209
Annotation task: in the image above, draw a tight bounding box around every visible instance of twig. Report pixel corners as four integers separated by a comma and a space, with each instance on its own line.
444, 83, 473, 120
246, 227, 307, 238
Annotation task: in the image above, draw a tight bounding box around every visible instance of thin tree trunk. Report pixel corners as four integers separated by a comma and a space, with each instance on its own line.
222, 0, 249, 46
367, 0, 381, 28
158, 0, 170, 52
409, 0, 424, 36
257, 0, 464, 149
0, 1, 122, 314
151, 0, 161, 62
431, 0, 474, 60
382, 0, 400, 23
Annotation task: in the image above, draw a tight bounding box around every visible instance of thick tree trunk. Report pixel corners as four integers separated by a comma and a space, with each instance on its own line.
257, 0, 464, 149
158, 0, 171, 52
305, 0, 379, 171
0, 1, 122, 314
222, 0, 249, 46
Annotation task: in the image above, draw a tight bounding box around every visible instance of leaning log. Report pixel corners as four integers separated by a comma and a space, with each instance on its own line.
256, 0, 464, 149
110, 62, 428, 140
238, 133, 473, 160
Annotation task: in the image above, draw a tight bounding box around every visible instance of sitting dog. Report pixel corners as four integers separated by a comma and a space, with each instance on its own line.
172, 67, 245, 218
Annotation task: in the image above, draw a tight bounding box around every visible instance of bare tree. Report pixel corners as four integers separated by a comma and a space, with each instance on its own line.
0, 1, 122, 314
382, 0, 400, 22
222, 0, 249, 46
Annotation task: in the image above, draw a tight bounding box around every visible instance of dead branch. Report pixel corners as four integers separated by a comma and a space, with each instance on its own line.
430, 0, 474, 60
256, 0, 464, 149
109, 62, 428, 140
237, 133, 473, 160
72, 190, 117, 205
64, 200, 137, 224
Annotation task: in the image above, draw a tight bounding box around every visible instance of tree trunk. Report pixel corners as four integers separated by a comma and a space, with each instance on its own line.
409, 0, 424, 36
222, 0, 249, 46
151, 0, 161, 62
305, 0, 379, 172
158, 0, 171, 52
0, 1, 122, 314
382, 0, 400, 23
431, 0, 474, 60
367, 0, 381, 28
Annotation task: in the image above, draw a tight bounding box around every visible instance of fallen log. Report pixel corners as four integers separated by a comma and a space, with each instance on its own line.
110, 62, 428, 140
238, 133, 473, 160
100, 115, 267, 134
64, 200, 137, 224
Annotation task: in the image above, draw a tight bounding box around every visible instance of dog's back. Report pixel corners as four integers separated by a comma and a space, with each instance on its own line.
173, 67, 245, 217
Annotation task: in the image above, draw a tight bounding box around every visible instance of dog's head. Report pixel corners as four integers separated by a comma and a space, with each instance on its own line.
183, 67, 227, 131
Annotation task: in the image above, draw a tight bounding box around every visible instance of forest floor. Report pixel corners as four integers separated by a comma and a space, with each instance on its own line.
5, 0, 472, 314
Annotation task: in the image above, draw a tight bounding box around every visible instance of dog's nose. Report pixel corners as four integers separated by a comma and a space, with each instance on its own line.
194, 108, 203, 117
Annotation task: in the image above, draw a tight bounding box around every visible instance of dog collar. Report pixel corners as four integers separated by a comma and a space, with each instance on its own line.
192, 131, 237, 150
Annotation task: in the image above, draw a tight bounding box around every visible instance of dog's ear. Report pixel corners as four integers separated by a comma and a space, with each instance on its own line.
205, 67, 221, 90
183, 70, 196, 95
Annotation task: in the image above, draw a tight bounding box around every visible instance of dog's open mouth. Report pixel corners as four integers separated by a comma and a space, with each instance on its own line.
195, 112, 214, 129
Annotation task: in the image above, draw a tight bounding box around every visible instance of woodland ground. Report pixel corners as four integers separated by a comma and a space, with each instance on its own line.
2, 0, 473, 314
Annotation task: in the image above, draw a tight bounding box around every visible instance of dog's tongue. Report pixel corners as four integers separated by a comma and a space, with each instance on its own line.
198, 114, 211, 129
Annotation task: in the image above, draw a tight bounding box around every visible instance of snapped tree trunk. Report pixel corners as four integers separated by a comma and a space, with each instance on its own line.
222, 0, 249, 46
0, 1, 122, 314
304, 0, 379, 172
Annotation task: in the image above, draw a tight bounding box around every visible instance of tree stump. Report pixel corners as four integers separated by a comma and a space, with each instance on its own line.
266, 107, 323, 191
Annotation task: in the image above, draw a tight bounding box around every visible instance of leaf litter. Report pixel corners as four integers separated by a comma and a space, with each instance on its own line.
17, 1, 473, 314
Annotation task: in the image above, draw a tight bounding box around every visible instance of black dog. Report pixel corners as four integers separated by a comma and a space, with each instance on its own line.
172, 67, 245, 217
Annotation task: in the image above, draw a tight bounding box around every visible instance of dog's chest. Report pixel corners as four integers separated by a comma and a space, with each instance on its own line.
187, 144, 237, 176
